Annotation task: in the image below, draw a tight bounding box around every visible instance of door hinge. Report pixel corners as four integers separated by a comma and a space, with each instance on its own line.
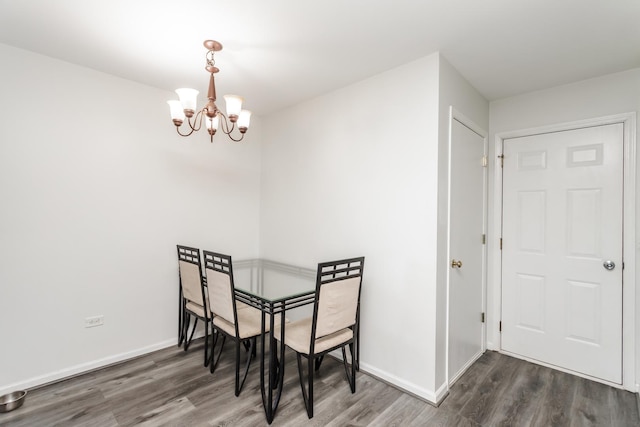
498, 154, 504, 168
482, 155, 488, 167
500, 238, 503, 250
499, 321, 502, 332
481, 312, 485, 323
482, 234, 486, 244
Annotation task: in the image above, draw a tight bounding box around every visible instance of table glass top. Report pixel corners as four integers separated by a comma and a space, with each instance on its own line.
232, 258, 317, 303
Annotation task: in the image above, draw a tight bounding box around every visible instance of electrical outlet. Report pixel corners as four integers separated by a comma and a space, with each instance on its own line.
85, 315, 104, 328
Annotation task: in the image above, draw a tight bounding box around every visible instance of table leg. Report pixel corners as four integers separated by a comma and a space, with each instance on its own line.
267, 309, 275, 421
270, 332, 279, 390
259, 306, 286, 424
259, 308, 268, 419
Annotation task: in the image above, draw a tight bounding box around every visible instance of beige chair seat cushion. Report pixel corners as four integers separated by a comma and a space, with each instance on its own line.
277, 317, 353, 355
213, 306, 276, 340
185, 300, 206, 318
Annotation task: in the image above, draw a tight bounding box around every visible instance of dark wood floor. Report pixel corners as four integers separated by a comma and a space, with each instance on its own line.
2, 339, 638, 426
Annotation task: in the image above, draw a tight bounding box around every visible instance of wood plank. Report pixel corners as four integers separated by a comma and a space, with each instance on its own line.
440, 350, 501, 413
486, 362, 548, 426
456, 352, 522, 424
1, 346, 638, 426
529, 367, 579, 426
609, 386, 640, 426
367, 393, 431, 427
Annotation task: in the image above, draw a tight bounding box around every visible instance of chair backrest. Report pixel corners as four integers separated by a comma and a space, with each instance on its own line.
312, 257, 365, 340
177, 245, 206, 308
203, 251, 237, 324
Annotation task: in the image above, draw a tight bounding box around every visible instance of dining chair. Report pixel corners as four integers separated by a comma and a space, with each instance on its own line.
176, 245, 212, 367
203, 250, 266, 396
276, 256, 364, 418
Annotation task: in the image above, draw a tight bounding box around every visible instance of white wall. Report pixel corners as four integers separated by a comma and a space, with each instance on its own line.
259, 51, 484, 401
488, 68, 640, 390
436, 56, 489, 391
0, 44, 262, 395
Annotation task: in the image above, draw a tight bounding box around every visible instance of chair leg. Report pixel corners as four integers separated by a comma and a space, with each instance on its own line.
234, 340, 241, 396
184, 317, 198, 351
178, 304, 188, 347
355, 312, 360, 372
296, 353, 315, 418
203, 319, 210, 367
178, 297, 185, 346
307, 354, 314, 418
314, 355, 324, 372
341, 345, 356, 393
235, 338, 255, 396
181, 314, 190, 351
210, 331, 226, 374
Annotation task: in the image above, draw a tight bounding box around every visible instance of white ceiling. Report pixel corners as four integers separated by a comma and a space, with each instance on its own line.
1, 0, 639, 115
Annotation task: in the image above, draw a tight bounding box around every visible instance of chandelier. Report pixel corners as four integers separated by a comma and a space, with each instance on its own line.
167, 40, 251, 143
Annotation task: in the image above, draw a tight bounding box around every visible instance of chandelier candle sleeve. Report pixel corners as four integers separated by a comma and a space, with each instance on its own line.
206, 115, 219, 136
167, 100, 185, 125
175, 88, 199, 117
237, 110, 252, 131
167, 39, 250, 143
224, 95, 243, 121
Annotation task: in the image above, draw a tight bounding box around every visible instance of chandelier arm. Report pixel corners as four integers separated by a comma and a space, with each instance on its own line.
175, 109, 207, 137
188, 109, 206, 132
175, 126, 196, 137
216, 111, 245, 142
217, 111, 236, 135
226, 132, 245, 143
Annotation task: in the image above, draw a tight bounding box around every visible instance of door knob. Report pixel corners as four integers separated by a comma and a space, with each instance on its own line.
451, 259, 462, 268
603, 260, 615, 271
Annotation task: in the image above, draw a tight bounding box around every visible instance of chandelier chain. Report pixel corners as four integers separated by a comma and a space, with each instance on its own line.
206, 50, 216, 68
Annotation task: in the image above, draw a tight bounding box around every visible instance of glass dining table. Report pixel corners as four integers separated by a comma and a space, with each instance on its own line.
231, 258, 317, 424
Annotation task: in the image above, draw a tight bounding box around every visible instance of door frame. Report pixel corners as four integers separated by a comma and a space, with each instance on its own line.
489, 112, 637, 391
446, 106, 489, 388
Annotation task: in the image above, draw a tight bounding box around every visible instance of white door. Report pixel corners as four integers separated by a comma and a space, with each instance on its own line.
448, 117, 487, 384
501, 123, 623, 384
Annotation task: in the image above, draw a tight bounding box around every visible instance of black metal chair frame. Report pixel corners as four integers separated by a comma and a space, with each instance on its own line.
293, 256, 364, 419
204, 250, 257, 396
177, 245, 212, 367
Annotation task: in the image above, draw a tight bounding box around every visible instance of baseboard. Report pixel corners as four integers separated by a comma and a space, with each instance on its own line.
0, 338, 178, 396
326, 349, 445, 405
359, 361, 444, 405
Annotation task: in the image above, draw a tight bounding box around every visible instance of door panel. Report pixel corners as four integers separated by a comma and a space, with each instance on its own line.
448, 118, 486, 384
501, 123, 623, 384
